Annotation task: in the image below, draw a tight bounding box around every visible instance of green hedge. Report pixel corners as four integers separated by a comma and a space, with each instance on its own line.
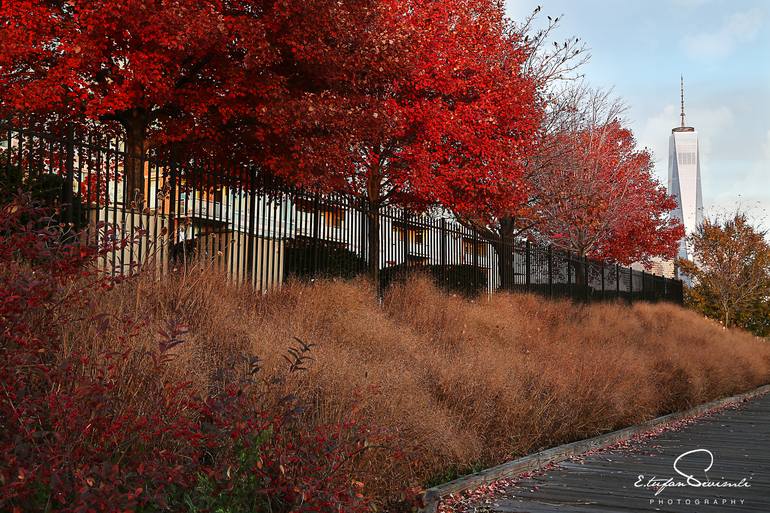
281, 238, 487, 296
0, 165, 86, 229
380, 263, 487, 297
283, 238, 368, 280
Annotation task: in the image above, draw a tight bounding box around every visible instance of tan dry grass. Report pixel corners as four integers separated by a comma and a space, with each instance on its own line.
61, 270, 770, 503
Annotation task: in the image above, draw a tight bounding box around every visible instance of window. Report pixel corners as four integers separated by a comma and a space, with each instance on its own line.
393, 225, 426, 245
320, 207, 344, 228
462, 238, 486, 260
202, 187, 223, 203
677, 152, 696, 166
294, 198, 344, 229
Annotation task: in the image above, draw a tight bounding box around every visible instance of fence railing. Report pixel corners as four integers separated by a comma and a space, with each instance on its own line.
0, 124, 683, 304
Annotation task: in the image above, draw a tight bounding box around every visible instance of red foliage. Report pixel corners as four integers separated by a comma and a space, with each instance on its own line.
0, 198, 376, 512
0, 0, 675, 269
269, 0, 541, 213
0, 0, 284, 200
532, 120, 683, 264
0, 0, 539, 215
0, 0, 279, 144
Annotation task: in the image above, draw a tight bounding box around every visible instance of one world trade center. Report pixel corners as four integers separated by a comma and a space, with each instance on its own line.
668, 76, 704, 262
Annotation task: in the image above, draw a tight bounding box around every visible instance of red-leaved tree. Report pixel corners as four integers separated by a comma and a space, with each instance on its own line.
451, 9, 589, 288
268, 0, 541, 280
0, 0, 282, 204
532, 90, 682, 268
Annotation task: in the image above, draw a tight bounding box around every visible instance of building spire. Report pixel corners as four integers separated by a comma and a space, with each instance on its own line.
680, 75, 686, 127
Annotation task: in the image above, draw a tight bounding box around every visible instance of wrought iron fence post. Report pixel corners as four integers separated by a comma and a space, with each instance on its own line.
525, 240, 531, 292
360, 197, 370, 280
629, 268, 633, 303
63, 124, 75, 225
359, 196, 368, 265
600, 261, 605, 300
440, 218, 447, 286
440, 218, 447, 266
472, 229, 479, 291
616, 263, 620, 299
584, 255, 590, 301
547, 245, 553, 297
567, 251, 572, 299
246, 166, 257, 284
311, 192, 320, 276
402, 209, 409, 266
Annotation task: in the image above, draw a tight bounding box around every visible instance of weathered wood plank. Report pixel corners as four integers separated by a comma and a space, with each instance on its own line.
419, 385, 770, 513
467, 390, 770, 512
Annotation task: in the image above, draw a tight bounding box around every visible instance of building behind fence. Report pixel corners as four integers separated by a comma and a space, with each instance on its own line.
1, 124, 683, 304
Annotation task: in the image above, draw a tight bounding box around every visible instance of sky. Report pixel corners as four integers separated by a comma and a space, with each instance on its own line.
505, 0, 770, 226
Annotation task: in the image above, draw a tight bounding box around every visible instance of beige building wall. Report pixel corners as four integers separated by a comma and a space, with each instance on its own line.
631, 258, 676, 279
85, 208, 285, 291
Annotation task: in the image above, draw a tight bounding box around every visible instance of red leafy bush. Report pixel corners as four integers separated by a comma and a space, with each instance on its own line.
0, 196, 376, 512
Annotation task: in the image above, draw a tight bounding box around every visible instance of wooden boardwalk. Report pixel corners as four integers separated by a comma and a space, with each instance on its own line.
468, 393, 770, 513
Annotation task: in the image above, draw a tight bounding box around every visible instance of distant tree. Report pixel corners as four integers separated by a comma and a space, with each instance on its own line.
530, 88, 683, 280
680, 213, 770, 334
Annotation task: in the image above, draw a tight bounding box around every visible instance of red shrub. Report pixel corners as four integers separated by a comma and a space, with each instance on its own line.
0, 196, 375, 512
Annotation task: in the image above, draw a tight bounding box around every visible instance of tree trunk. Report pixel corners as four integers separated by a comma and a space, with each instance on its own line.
570, 247, 589, 289
492, 216, 516, 291
493, 237, 515, 291
121, 111, 148, 210
367, 199, 380, 285
573, 257, 587, 287
365, 162, 383, 287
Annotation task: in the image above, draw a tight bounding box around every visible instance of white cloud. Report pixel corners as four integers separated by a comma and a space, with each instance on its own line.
681, 7, 765, 60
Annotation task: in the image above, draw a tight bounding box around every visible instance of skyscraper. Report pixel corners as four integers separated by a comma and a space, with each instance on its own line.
668, 76, 703, 261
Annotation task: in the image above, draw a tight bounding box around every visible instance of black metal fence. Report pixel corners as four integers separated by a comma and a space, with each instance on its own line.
0, 124, 683, 304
